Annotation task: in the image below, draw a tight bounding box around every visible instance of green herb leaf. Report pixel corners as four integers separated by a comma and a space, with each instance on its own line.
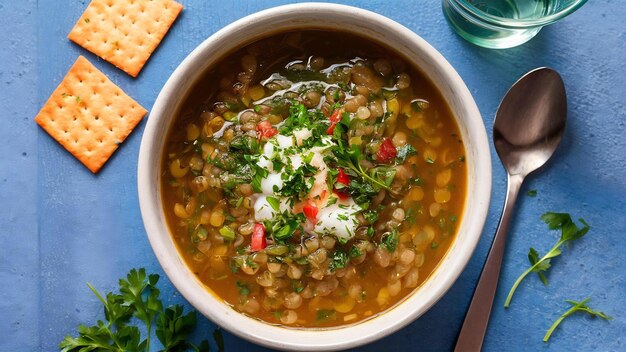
59, 268, 215, 352
292, 280, 305, 293
316, 309, 337, 321
156, 305, 207, 351
328, 250, 349, 272
528, 247, 549, 285
219, 226, 236, 240
504, 213, 590, 308
266, 196, 280, 212
544, 298, 612, 342
236, 281, 251, 296
527, 189, 538, 197
350, 245, 363, 258
363, 210, 378, 224
118, 269, 162, 351
381, 229, 399, 252
395, 144, 417, 163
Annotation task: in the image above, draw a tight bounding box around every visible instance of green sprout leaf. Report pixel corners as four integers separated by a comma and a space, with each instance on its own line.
504, 212, 590, 308
544, 297, 612, 342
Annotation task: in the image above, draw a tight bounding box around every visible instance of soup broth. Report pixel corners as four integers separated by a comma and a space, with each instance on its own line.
161, 31, 467, 327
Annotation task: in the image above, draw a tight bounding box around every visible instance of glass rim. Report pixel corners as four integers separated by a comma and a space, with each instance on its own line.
449, 0, 588, 29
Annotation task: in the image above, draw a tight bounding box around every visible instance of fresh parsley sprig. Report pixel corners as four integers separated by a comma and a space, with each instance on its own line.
59, 268, 217, 352
543, 297, 612, 342
330, 123, 395, 193
504, 212, 590, 308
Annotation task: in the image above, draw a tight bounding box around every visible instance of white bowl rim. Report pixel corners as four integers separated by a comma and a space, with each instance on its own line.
138, 3, 492, 350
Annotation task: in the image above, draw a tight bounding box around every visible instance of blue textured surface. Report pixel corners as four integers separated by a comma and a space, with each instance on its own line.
1, 1, 625, 351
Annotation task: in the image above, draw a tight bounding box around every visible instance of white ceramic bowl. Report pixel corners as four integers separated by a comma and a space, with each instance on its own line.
138, 3, 491, 350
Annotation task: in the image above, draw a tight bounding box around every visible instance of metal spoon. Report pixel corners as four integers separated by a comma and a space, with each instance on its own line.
454, 67, 567, 352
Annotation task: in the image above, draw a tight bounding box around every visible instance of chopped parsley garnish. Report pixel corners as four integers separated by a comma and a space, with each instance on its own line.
316, 309, 336, 321
329, 250, 349, 272
350, 245, 363, 258
527, 189, 538, 197
219, 226, 236, 241
263, 210, 306, 242
292, 280, 305, 293
329, 122, 396, 193
266, 196, 280, 212
363, 210, 378, 224
236, 281, 251, 296
395, 144, 417, 163
381, 229, 399, 252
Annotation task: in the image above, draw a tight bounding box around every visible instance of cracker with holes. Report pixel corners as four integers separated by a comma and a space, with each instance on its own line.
34, 56, 147, 173
68, 0, 183, 77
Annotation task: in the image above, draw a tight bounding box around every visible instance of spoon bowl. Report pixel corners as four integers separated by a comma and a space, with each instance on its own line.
494, 68, 567, 176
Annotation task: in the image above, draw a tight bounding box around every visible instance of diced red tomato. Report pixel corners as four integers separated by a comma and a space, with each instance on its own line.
337, 168, 350, 185
334, 190, 349, 200
329, 109, 342, 123
326, 123, 337, 135
326, 109, 342, 135
303, 203, 318, 222
251, 223, 267, 251
257, 120, 278, 139
334, 168, 350, 199
376, 138, 397, 162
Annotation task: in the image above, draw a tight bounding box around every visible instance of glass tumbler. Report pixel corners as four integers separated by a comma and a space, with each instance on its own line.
442, 0, 588, 49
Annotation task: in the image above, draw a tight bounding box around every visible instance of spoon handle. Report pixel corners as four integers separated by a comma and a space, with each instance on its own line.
454, 173, 524, 352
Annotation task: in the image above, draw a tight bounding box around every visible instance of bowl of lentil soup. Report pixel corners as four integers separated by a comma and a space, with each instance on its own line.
138, 3, 491, 350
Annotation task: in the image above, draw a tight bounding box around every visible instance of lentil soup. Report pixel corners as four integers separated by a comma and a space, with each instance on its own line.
161, 31, 467, 328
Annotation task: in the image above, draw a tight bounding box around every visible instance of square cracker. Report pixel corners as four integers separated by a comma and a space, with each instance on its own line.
68, 0, 183, 77
34, 56, 147, 173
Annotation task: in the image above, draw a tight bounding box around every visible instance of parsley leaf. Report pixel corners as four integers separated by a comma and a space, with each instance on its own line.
350, 245, 363, 258
328, 250, 349, 272
395, 144, 416, 164
59, 268, 213, 352
263, 210, 306, 242
236, 281, 251, 296
156, 306, 208, 351
381, 229, 399, 252
527, 189, 538, 197
543, 297, 612, 342
504, 212, 590, 308
266, 196, 280, 212
528, 247, 549, 285
330, 132, 395, 193
316, 309, 337, 321
118, 269, 162, 351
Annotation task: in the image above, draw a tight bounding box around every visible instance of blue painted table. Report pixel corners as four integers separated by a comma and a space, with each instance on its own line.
1, 1, 624, 351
